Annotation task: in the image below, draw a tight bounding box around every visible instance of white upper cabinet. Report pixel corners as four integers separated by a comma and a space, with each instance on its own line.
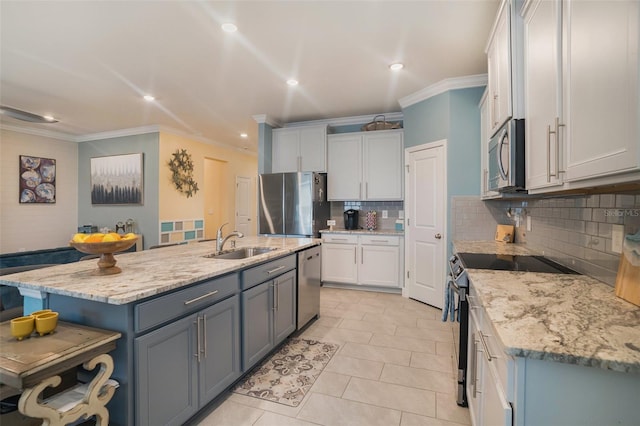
272, 125, 327, 173
523, 0, 639, 193
523, 0, 564, 190
563, 0, 639, 182
487, 0, 514, 136
327, 129, 403, 201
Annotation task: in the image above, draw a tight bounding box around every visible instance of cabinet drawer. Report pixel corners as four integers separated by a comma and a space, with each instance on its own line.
135, 273, 239, 333
359, 235, 400, 246
321, 234, 358, 244
241, 254, 296, 290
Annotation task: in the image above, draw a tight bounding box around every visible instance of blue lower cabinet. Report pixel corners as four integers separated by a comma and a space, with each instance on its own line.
242, 269, 296, 372
135, 295, 241, 426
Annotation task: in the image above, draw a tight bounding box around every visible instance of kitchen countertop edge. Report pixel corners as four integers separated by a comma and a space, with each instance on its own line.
453, 240, 640, 374
0, 237, 320, 305
320, 228, 404, 236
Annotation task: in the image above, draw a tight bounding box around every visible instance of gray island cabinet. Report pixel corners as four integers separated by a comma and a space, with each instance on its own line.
0, 236, 317, 426
241, 255, 297, 371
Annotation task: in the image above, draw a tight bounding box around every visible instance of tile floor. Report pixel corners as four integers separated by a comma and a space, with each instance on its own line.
194, 287, 470, 426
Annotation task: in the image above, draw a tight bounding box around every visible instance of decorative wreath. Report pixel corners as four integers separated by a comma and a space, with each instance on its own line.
168, 149, 199, 198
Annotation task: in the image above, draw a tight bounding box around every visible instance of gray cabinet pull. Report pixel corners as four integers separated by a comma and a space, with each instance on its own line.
267, 265, 286, 275
370, 239, 389, 243
184, 290, 219, 305
195, 317, 202, 362
203, 314, 207, 359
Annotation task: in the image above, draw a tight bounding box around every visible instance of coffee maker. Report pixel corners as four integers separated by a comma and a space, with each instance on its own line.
344, 209, 359, 230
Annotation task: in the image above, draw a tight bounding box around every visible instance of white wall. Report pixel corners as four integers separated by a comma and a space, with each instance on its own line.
0, 128, 78, 253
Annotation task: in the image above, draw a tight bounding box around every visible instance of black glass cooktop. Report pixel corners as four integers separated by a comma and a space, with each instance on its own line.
457, 253, 579, 274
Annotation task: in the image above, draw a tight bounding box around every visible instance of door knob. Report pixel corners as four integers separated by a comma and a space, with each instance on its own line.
435, 233, 442, 239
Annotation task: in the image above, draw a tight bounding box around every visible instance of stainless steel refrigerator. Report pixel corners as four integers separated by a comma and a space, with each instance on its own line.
258, 172, 329, 237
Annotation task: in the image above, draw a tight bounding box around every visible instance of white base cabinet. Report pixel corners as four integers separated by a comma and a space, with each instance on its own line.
467, 278, 640, 426
321, 233, 403, 289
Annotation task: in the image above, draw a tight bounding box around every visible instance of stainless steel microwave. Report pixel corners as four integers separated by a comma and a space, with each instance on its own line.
488, 118, 526, 192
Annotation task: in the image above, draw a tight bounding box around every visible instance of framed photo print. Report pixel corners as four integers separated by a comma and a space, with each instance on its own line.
91, 153, 143, 205
19, 155, 56, 203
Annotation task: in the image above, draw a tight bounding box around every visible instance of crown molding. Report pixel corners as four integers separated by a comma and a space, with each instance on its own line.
398, 74, 488, 109
0, 123, 76, 141
252, 114, 281, 128
284, 112, 404, 128
74, 125, 161, 142
157, 125, 257, 155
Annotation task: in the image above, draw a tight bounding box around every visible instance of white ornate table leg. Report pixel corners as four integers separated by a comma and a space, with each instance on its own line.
18, 353, 116, 426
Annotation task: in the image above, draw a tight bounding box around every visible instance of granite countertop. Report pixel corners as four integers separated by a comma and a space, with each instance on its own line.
453, 240, 640, 374
0, 237, 319, 306
320, 228, 404, 236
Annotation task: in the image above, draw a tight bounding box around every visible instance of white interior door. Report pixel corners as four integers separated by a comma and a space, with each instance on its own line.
405, 141, 446, 308
235, 176, 252, 236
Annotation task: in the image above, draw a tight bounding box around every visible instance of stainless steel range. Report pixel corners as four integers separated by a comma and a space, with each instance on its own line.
449, 252, 579, 407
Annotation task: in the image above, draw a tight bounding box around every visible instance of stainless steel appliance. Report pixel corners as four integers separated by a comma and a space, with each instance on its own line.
297, 245, 321, 330
488, 118, 526, 192
258, 172, 330, 237
344, 209, 358, 230
449, 252, 579, 407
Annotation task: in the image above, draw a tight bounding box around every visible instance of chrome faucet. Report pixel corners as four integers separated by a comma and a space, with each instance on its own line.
216, 222, 244, 252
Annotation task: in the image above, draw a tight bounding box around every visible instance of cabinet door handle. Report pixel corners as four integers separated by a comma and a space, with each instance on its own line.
479, 331, 494, 362
546, 124, 551, 182
471, 334, 478, 398
555, 117, 565, 175
354, 247, 357, 264
184, 290, 218, 305
361, 247, 364, 264
195, 317, 202, 362
267, 265, 286, 275
365, 182, 368, 199
202, 314, 207, 359
370, 239, 389, 243
359, 183, 362, 199
331, 238, 348, 241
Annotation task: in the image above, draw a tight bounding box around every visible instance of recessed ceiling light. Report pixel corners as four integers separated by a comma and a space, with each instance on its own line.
222, 23, 238, 33
389, 63, 404, 71
286, 79, 299, 86
240, 133, 248, 138
143, 95, 155, 101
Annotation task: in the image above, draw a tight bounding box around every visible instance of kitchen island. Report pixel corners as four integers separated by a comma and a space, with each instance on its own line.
453, 240, 640, 426
0, 236, 320, 426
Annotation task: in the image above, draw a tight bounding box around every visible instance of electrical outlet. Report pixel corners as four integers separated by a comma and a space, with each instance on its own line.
327, 220, 336, 226
382, 210, 388, 219
611, 224, 624, 254
398, 210, 405, 219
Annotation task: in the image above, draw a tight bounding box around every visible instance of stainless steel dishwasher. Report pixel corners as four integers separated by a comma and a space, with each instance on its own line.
297, 245, 321, 330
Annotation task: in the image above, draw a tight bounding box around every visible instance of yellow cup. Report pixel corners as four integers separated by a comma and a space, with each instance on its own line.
10, 316, 35, 341
35, 312, 59, 336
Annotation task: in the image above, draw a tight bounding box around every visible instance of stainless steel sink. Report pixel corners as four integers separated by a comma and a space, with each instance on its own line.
204, 247, 277, 260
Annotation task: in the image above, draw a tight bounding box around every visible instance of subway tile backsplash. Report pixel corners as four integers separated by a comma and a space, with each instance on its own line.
452, 193, 640, 286
329, 201, 404, 230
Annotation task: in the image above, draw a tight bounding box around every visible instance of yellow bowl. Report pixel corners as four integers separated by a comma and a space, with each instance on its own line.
31, 309, 52, 317
11, 316, 35, 341
35, 312, 58, 336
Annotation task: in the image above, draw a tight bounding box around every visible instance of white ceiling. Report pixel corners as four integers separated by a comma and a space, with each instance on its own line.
0, 0, 498, 152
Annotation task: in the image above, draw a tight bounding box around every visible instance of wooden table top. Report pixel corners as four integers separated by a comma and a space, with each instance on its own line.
0, 320, 121, 389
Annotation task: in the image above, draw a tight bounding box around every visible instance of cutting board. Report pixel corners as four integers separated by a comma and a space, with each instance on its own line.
495, 224, 515, 243
615, 252, 640, 307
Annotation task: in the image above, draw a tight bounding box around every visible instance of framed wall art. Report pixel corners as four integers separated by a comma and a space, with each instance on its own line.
19, 155, 56, 203
91, 153, 143, 205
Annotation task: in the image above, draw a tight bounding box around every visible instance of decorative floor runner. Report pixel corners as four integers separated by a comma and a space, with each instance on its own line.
233, 338, 339, 407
